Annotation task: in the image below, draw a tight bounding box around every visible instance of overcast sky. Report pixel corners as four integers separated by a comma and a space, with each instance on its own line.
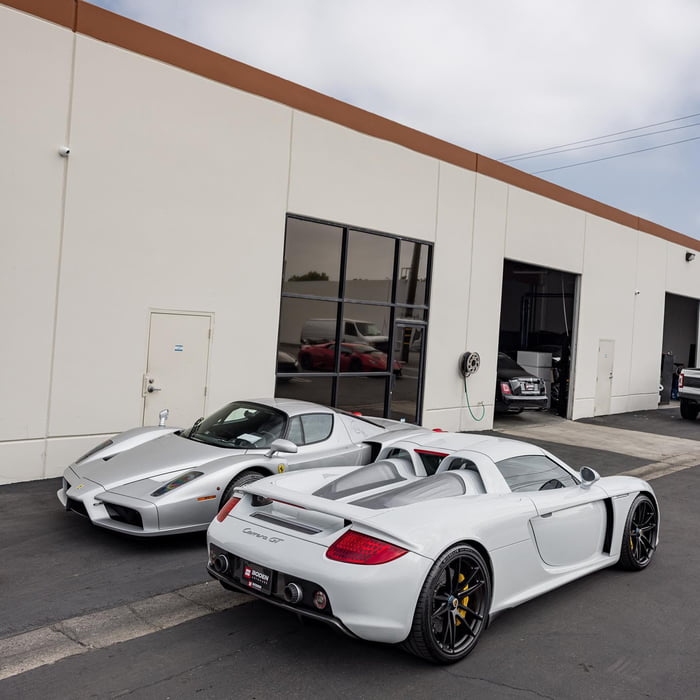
89, 0, 700, 240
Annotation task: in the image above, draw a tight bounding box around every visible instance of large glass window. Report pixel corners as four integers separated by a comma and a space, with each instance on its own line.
397, 239, 429, 307
282, 219, 343, 297
276, 215, 432, 423
345, 230, 395, 303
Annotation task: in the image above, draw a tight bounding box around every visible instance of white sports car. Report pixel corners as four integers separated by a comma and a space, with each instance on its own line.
207, 431, 659, 663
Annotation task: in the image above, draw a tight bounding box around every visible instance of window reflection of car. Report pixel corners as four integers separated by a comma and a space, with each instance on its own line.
298, 342, 402, 375
300, 318, 389, 352
276, 350, 298, 381
495, 352, 547, 414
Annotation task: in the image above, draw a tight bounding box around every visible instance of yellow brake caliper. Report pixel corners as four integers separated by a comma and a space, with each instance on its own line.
456, 573, 469, 626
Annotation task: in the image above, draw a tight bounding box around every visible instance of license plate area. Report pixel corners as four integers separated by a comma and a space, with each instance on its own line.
523, 382, 536, 393
239, 560, 273, 594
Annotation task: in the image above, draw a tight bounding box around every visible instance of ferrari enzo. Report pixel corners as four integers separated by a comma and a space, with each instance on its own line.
57, 399, 424, 536
207, 431, 659, 664
298, 342, 402, 375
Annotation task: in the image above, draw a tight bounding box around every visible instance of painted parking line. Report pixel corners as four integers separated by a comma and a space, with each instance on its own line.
493, 421, 700, 463
0, 581, 250, 681
620, 452, 700, 480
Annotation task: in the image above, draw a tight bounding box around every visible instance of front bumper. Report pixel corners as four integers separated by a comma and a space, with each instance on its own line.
57, 467, 209, 537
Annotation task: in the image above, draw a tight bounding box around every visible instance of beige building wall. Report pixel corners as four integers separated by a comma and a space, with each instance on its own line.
2, 1, 700, 483
0, 8, 74, 481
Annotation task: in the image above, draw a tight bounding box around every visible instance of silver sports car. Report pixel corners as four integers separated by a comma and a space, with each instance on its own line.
57, 398, 424, 536
207, 431, 660, 663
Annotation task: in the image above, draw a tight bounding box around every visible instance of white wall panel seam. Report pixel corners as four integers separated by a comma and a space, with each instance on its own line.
286, 110, 296, 212
625, 233, 642, 400
43, 31, 78, 476
463, 168, 480, 351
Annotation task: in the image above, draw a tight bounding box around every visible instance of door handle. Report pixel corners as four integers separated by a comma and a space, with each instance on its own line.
147, 385, 161, 393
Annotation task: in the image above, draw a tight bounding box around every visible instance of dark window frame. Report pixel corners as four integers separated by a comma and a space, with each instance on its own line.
276, 214, 433, 421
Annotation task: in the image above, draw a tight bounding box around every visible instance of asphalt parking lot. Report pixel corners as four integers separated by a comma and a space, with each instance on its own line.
2, 404, 699, 699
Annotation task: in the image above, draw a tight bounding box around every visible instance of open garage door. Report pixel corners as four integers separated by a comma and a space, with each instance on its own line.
660, 293, 699, 403
498, 260, 578, 418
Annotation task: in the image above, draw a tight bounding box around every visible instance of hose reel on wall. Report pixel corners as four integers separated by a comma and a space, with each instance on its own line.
459, 351, 481, 377
459, 351, 485, 421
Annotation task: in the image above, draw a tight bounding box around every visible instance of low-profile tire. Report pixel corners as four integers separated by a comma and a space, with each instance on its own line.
680, 399, 699, 420
402, 545, 491, 664
617, 494, 658, 571
221, 470, 266, 504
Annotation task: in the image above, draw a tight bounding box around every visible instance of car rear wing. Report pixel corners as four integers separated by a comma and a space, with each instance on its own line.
236, 480, 418, 550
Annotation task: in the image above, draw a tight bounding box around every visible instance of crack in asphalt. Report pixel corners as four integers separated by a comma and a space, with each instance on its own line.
107, 626, 298, 698
440, 668, 556, 700
49, 624, 90, 650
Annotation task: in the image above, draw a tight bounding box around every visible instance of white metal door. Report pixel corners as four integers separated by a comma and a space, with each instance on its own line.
594, 339, 614, 416
143, 312, 212, 427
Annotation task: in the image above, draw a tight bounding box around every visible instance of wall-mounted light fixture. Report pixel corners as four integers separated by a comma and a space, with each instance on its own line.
686, 252, 696, 262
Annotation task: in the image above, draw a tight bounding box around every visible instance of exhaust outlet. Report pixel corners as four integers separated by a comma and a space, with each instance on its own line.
213, 554, 229, 574
283, 582, 304, 604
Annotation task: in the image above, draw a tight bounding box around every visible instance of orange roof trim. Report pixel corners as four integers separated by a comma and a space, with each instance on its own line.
4, 0, 699, 251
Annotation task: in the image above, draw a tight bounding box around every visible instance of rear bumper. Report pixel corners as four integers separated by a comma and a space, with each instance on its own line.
208, 517, 431, 644
496, 395, 548, 412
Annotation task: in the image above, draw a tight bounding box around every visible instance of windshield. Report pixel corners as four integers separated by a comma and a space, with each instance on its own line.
497, 353, 522, 371
356, 322, 383, 337
187, 402, 287, 449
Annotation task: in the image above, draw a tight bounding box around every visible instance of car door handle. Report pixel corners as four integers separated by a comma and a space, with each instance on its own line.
541, 512, 553, 518
147, 386, 162, 393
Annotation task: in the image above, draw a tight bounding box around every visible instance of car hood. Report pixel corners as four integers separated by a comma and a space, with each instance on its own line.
74, 432, 253, 489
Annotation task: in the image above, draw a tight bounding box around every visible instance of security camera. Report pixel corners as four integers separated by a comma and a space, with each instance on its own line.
58, 146, 71, 157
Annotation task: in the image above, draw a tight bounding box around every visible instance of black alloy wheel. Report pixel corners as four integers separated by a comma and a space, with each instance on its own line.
403, 545, 491, 664
618, 494, 658, 571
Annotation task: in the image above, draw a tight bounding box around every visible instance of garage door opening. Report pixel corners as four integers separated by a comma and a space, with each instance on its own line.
660, 293, 699, 403
498, 260, 578, 418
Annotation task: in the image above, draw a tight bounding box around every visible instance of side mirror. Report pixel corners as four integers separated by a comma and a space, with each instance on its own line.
579, 466, 600, 488
158, 409, 169, 427
265, 438, 298, 458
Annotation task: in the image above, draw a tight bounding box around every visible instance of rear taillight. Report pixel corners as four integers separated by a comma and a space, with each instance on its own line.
216, 497, 240, 522
500, 381, 512, 395
326, 530, 408, 565
679, 373, 685, 388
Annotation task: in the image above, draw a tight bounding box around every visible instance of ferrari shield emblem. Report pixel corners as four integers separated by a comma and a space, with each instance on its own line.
277, 464, 285, 473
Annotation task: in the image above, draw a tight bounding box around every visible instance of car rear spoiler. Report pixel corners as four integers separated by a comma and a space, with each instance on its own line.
237, 480, 418, 551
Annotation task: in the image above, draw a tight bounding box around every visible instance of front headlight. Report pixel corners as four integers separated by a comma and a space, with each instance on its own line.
151, 470, 204, 497
76, 439, 114, 464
